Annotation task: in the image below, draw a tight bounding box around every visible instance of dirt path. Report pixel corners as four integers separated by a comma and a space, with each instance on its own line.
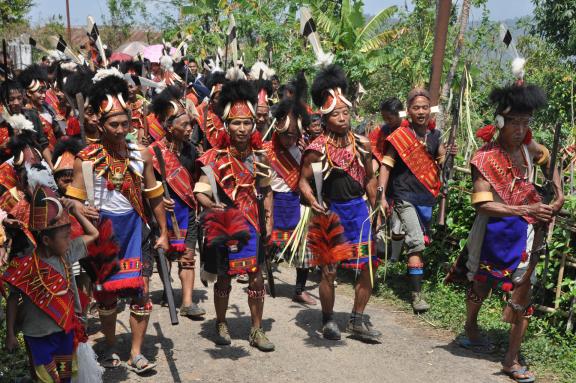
92, 266, 508, 383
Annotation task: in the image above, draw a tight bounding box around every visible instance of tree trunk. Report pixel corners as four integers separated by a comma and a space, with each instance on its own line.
436, 0, 471, 131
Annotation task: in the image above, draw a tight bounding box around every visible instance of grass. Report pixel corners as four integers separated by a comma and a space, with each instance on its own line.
374, 257, 576, 383
0, 301, 31, 382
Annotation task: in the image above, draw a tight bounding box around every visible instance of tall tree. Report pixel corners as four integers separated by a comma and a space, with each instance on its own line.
533, 0, 576, 57
0, 0, 33, 36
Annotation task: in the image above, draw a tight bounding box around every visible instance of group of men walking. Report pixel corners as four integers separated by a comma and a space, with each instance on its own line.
0, 35, 563, 383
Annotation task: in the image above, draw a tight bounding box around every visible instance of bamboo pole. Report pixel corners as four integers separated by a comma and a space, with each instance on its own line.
555, 252, 567, 309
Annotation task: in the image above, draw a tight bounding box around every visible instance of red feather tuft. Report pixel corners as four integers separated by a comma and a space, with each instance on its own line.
476, 124, 497, 143
307, 212, 353, 266
250, 131, 264, 149
523, 128, 532, 144
85, 219, 120, 284
202, 208, 251, 249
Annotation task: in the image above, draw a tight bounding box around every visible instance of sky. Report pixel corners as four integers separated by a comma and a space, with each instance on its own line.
27, 0, 535, 27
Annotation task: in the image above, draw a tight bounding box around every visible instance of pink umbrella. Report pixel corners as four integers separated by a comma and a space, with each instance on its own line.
143, 44, 176, 63
110, 52, 133, 62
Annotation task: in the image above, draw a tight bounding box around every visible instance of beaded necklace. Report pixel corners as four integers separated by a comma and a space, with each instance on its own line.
325, 131, 356, 170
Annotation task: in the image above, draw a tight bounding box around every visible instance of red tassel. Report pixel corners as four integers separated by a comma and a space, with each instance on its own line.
427, 119, 436, 131
106, 180, 115, 191
308, 212, 353, 266
169, 243, 187, 253
102, 276, 144, 292
523, 128, 532, 145
400, 119, 410, 128
476, 124, 497, 143
86, 219, 121, 284
201, 208, 251, 248
250, 131, 264, 149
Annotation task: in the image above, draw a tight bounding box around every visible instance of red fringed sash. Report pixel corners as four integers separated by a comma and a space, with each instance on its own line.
198, 149, 260, 232
471, 142, 541, 224
150, 140, 196, 209
198, 102, 226, 148
368, 128, 388, 163
38, 114, 58, 152
78, 143, 146, 220
386, 126, 440, 197
146, 113, 165, 141
306, 134, 366, 187
2, 254, 75, 332
263, 135, 300, 192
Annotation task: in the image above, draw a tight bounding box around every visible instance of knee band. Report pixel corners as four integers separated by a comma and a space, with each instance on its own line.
97, 301, 118, 317
178, 260, 195, 270
130, 300, 153, 316
214, 284, 232, 298
247, 287, 266, 299
466, 286, 485, 305
407, 263, 424, 275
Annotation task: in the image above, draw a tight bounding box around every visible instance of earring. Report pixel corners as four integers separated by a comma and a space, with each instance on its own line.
495, 114, 505, 129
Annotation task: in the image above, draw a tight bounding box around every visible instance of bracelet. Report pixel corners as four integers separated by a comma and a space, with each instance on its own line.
66, 185, 87, 201
143, 181, 164, 199
471, 191, 493, 204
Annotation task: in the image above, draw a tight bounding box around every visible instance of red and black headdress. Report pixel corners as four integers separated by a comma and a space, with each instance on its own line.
310, 64, 352, 115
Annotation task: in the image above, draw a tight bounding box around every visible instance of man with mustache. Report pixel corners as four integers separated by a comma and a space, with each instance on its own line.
377, 88, 451, 313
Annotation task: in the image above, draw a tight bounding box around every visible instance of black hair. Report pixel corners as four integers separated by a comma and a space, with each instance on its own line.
150, 85, 183, 123
0, 79, 24, 106
270, 74, 279, 82
33, 224, 70, 243
62, 66, 94, 103
379, 97, 403, 114
52, 136, 83, 165
88, 74, 129, 115
17, 64, 48, 89
310, 64, 348, 108
205, 71, 227, 91
215, 79, 257, 119
489, 84, 547, 115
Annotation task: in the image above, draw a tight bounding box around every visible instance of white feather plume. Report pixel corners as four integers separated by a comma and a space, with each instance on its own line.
92, 67, 124, 84
7, 114, 35, 133
250, 61, 275, 80
512, 57, 526, 81
72, 342, 104, 383
60, 62, 78, 71
160, 55, 174, 72
25, 163, 57, 194
225, 66, 245, 81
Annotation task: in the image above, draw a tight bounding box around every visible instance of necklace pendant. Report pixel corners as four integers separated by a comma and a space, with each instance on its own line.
111, 172, 124, 191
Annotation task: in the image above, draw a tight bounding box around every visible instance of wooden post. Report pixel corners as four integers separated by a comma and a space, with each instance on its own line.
65, 0, 72, 43
428, 0, 451, 105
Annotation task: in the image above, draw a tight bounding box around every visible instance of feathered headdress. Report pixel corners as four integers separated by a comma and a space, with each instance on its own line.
206, 70, 227, 98
18, 64, 48, 92
89, 68, 129, 118
307, 212, 353, 266
52, 137, 83, 174
271, 71, 310, 135
150, 85, 186, 123
216, 79, 257, 122
310, 64, 351, 115
62, 66, 94, 107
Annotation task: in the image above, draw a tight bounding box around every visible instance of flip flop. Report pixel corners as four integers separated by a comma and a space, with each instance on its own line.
457, 335, 496, 354
99, 347, 121, 369
126, 354, 156, 375
502, 366, 536, 383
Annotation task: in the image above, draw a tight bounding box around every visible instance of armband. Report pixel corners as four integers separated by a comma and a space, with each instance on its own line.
382, 155, 396, 168
471, 191, 493, 205
193, 182, 213, 197
66, 185, 87, 201
535, 145, 550, 166
143, 181, 164, 199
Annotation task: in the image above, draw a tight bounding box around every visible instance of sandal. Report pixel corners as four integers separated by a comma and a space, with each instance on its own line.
502, 365, 535, 383
126, 354, 156, 375
457, 335, 496, 354
100, 347, 121, 369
